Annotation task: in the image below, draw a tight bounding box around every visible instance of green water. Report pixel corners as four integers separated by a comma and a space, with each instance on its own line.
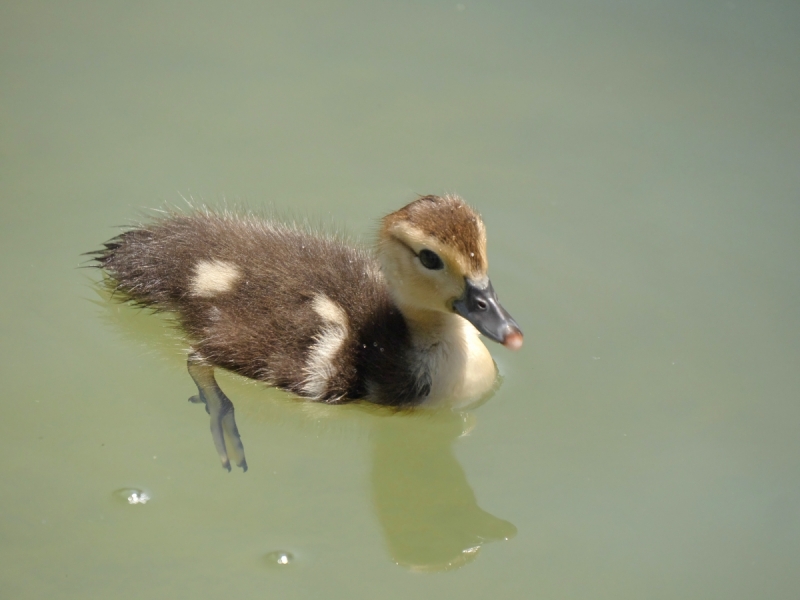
2, 1, 799, 598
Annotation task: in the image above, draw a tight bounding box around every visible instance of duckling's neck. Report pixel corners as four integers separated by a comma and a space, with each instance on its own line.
399, 306, 498, 408
399, 306, 454, 341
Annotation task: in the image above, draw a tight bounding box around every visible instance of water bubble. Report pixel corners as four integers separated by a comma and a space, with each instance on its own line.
112, 488, 151, 505
264, 550, 294, 567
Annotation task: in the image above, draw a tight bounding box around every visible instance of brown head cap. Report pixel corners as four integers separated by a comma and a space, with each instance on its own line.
382, 195, 487, 275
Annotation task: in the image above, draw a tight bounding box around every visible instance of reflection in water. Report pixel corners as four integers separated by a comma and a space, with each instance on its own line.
371, 411, 516, 572
111, 488, 151, 506
263, 550, 295, 568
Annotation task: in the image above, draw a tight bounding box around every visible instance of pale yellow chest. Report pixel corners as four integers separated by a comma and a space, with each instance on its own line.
419, 319, 498, 409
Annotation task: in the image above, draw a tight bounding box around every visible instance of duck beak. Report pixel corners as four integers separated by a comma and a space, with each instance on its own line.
452, 279, 523, 350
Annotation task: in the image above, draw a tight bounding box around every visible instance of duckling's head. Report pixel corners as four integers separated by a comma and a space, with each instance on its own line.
378, 195, 523, 350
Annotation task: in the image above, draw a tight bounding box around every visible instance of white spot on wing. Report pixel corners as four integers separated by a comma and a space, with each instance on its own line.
302, 295, 349, 398
190, 260, 241, 297
311, 295, 347, 326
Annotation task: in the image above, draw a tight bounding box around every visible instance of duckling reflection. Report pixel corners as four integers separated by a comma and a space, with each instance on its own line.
371, 410, 516, 572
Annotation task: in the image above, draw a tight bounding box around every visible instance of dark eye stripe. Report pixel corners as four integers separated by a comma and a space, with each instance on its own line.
418, 249, 444, 270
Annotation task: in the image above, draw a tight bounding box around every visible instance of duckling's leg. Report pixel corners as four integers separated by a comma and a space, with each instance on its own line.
187, 352, 248, 472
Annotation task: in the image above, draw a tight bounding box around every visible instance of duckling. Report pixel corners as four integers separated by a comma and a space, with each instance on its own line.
91, 194, 522, 471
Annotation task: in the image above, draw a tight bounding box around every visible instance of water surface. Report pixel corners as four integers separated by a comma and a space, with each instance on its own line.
1, 1, 799, 598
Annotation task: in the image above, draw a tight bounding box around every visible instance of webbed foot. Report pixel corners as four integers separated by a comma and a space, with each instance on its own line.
187, 353, 248, 472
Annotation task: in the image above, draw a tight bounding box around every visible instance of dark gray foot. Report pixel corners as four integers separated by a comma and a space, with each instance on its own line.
187, 353, 248, 472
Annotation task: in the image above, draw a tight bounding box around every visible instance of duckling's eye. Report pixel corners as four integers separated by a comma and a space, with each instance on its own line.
418, 249, 444, 270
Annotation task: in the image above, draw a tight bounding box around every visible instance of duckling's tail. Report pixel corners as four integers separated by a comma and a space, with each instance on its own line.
86, 227, 176, 310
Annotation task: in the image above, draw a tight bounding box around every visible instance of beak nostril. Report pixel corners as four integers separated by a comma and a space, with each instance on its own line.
476, 299, 488, 311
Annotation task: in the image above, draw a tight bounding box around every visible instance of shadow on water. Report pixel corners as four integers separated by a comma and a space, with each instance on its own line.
90, 282, 516, 571
371, 410, 516, 571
